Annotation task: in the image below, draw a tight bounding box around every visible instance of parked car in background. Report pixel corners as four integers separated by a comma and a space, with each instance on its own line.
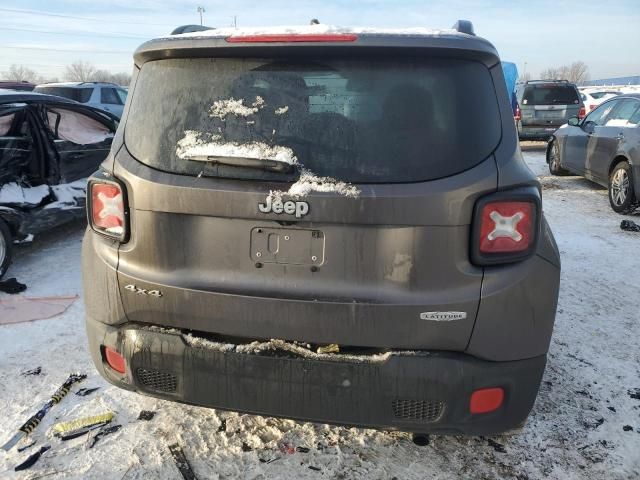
580, 89, 620, 113
0, 90, 118, 278
83, 22, 561, 437
515, 80, 584, 141
0, 81, 35, 91
34, 82, 128, 118
547, 94, 640, 213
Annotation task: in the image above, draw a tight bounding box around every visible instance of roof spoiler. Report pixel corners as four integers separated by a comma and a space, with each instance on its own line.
171, 25, 215, 35
452, 20, 475, 36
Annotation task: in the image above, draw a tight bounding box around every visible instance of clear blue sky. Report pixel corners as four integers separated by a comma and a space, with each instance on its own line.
1, 0, 639, 80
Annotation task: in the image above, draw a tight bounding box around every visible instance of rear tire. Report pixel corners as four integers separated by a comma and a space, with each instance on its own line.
609, 161, 639, 214
547, 139, 569, 176
0, 219, 13, 280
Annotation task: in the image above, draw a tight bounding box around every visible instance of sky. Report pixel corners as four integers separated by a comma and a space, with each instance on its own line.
1, 0, 639, 81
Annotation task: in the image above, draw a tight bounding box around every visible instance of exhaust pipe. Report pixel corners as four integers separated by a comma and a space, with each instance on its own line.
411, 433, 430, 446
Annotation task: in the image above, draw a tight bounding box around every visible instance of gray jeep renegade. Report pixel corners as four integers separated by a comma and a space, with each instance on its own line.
83, 21, 561, 436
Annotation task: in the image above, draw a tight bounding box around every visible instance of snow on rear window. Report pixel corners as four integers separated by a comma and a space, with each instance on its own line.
176, 130, 298, 165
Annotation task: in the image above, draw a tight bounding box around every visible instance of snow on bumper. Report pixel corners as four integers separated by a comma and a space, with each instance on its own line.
86, 318, 546, 435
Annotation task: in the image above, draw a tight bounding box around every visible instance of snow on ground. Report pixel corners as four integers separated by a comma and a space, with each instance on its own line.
1, 145, 639, 479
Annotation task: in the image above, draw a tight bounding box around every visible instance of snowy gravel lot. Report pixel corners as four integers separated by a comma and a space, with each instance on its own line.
1, 145, 639, 479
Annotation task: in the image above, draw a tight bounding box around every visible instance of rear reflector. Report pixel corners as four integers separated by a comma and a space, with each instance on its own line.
470, 387, 504, 414
104, 347, 126, 374
225, 33, 358, 43
514, 105, 521, 121
88, 179, 127, 241
479, 201, 534, 254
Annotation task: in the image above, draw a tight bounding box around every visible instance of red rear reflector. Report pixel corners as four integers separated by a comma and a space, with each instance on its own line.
578, 106, 586, 119
90, 182, 125, 239
514, 105, 521, 121
225, 33, 358, 43
479, 201, 534, 254
470, 387, 504, 414
104, 347, 126, 374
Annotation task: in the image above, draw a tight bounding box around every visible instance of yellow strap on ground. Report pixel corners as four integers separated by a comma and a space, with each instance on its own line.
52, 412, 114, 434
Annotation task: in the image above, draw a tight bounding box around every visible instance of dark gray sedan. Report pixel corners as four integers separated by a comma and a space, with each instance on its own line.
547, 93, 640, 214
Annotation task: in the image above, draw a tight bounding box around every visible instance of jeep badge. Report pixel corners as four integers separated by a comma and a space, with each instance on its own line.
259, 197, 309, 218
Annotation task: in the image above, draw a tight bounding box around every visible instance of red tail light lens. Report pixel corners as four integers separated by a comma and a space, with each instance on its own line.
88, 179, 127, 241
226, 33, 358, 43
470, 387, 504, 414
578, 106, 586, 119
104, 346, 126, 374
479, 201, 534, 254
471, 191, 540, 266
514, 105, 521, 121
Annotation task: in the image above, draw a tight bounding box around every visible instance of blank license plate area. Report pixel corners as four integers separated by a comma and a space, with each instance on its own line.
536, 110, 564, 119
250, 227, 325, 265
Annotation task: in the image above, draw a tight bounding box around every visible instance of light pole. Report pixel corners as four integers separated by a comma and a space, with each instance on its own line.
197, 6, 205, 26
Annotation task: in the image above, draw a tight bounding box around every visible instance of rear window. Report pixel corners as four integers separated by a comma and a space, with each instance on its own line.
125, 57, 501, 183
521, 84, 580, 106
35, 87, 92, 103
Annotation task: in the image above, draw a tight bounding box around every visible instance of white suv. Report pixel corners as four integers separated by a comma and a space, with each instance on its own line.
34, 82, 127, 118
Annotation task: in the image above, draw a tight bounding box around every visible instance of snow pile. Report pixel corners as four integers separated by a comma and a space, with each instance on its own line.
167, 24, 459, 40
274, 106, 289, 115
0, 183, 50, 206
45, 180, 87, 209
269, 169, 360, 200
183, 334, 417, 364
176, 130, 298, 165
209, 96, 265, 119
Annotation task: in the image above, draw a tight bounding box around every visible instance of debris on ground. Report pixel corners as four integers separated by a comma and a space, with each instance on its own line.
620, 220, 640, 232
241, 442, 252, 452
1, 373, 86, 451
21, 367, 42, 376
309, 465, 322, 471
168, 443, 197, 480
87, 424, 122, 449
316, 344, 339, 354
16, 439, 36, 452
0, 295, 78, 325
0, 278, 27, 294
487, 438, 507, 453
74, 387, 100, 397
137, 410, 156, 421
218, 418, 226, 432
296, 446, 311, 453
628, 388, 640, 400
623, 425, 634, 432
14, 445, 50, 471
53, 412, 114, 440
279, 442, 296, 455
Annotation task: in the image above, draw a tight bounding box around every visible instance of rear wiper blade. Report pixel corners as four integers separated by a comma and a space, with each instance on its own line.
183, 154, 295, 173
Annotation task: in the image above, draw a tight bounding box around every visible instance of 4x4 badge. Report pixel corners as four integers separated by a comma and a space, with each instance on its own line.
420, 311, 467, 321
259, 197, 309, 218
124, 284, 163, 298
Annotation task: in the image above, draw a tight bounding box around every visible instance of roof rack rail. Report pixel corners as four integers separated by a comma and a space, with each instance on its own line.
525, 79, 570, 84
78, 81, 120, 86
452, 20, 475, 36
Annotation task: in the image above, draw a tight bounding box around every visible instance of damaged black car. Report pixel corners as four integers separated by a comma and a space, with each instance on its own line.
0, 90, 118, 278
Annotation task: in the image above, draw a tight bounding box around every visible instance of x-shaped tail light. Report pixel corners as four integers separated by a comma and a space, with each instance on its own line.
487, 211, 525, 242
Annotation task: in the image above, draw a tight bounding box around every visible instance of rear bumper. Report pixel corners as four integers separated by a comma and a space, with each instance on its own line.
86, 317, 547, 435
518, 124, 560, 140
